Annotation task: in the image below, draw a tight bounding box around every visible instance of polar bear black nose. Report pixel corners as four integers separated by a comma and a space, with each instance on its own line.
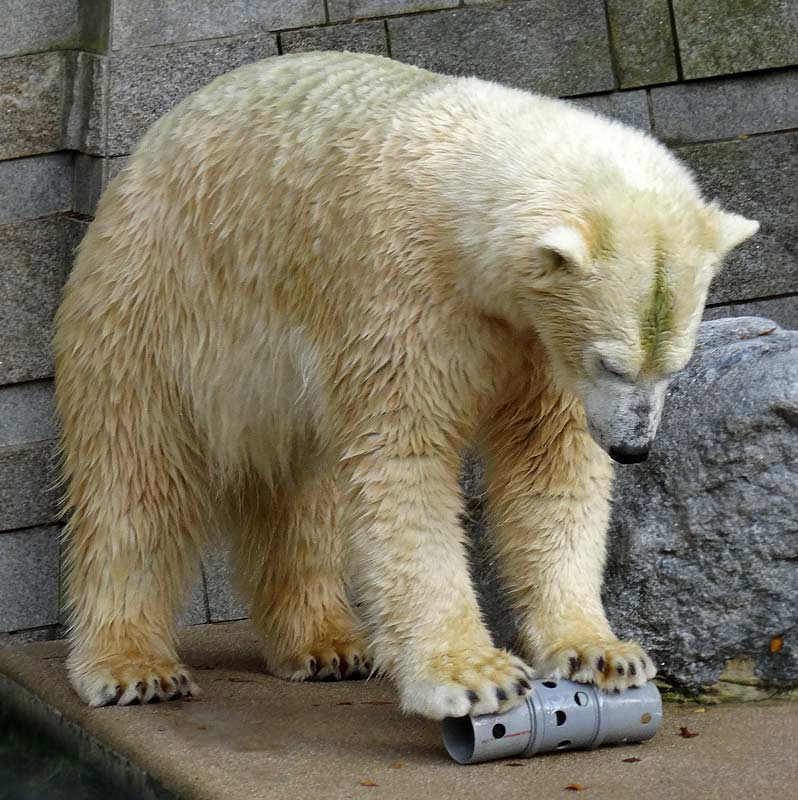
608, 444, 650, 464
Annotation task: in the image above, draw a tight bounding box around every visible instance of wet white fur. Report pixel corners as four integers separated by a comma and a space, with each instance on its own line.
53, 53, 758, 717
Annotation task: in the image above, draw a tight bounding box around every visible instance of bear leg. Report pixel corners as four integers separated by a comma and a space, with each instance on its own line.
229, 471, 372, 681
343, 443, 534, 720
56, 326, 208, 707
479, 371, 658, 692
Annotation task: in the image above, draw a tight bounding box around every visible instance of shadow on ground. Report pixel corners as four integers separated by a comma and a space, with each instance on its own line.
0, 702, 116, 800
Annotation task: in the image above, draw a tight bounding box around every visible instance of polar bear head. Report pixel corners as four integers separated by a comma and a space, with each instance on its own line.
524, 195, 758, 463
444, 124, 759, 463
479, 184, 758, 463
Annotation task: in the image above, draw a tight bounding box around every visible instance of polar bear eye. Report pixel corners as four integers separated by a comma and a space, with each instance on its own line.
598, 358, 632, 381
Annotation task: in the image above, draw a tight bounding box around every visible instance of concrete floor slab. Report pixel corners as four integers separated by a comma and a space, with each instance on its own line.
0, 621, 796, 800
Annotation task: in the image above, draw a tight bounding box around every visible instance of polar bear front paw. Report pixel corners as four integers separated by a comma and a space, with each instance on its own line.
69, 654, 201, 707
538, 640, 656, 692
398, 646, 535, 720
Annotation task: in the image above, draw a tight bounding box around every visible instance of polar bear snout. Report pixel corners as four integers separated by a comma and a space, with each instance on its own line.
582, 377, 669, 463
608, 443, 651, 464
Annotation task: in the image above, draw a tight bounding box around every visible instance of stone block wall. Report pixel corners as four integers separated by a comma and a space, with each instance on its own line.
1, 0, 797, 644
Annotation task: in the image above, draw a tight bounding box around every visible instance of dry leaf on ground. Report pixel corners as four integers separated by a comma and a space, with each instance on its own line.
679, 726, 700, 738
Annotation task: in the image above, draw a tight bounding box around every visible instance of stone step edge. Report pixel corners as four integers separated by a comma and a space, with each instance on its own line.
0, 668, 175, 800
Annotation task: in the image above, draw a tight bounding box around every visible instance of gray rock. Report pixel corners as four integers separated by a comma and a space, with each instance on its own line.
112, 0, 323, 50
107, 35, 278, 155
281, 21, 388, 56
0, 526, 60, 632
461, 456, 518, 651
679, 132, 798, 305
329, 1, 456, 22
0, 154, 73, 224
0, 52, 68, 160
179, 576, 210, 627
0, 0, 80, 58
0, 441, 59, 532
652, 68, 798, 145
706, 297, 798, 333
0, 216, 78, 384
603, 317, 798, 692
567, 90, 651, 132
0, 381, 56, 448
203, 540, 249, 622
672, 0, 798, 79
388, 1, 615, 97
605, 0, 678, 88
0, 625, 61, 645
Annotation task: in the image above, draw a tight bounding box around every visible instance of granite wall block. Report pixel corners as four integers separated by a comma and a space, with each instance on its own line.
107, 35, 278, 155
112, 0, 324, 50
0, 0, 81, 57
0, 216, 80, 384
672, 0, 798, 79
568, 89, 651, 131
389, 1, 615, 97
0, 381, 56, 448
0, 441, 58, 532
681, 133, 798, 305
652, 68, 798, 144
0, 526, 60, 631
329, 1, 457, 22
605, 0, 678, 87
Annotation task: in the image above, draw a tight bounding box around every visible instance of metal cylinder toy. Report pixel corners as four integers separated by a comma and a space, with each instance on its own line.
442, 679, 662, 764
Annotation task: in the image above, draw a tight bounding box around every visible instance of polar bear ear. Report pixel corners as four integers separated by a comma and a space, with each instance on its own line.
711, 208, 760, 257
534, 226, 591, 278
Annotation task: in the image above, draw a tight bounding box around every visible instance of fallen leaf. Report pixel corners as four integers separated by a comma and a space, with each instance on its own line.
505, 762, 524, 767
359, 779, 379, 787
679, 726, 700, 738
564, 784, 588, 792
770, 635, 784, 654
622, 757, 641, 763
693, 707, 707, 714
389, 763, 406, 769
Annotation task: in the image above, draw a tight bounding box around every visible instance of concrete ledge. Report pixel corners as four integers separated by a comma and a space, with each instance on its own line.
1, 622, 797, 800
0, 671, 174, 799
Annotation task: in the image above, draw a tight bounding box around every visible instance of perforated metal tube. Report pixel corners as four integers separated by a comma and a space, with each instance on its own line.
442, 680, 662, 764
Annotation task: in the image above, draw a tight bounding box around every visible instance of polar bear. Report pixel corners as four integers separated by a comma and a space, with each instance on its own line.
54, 52, 758, 719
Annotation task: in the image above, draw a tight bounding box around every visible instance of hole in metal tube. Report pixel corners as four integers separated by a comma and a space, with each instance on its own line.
556, 739, 572, 749
441, 716, 476, 764
574, 691, 589, 706
492, 723, 506, 739
555, 710, 567, 726
542, 681, 557, 688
